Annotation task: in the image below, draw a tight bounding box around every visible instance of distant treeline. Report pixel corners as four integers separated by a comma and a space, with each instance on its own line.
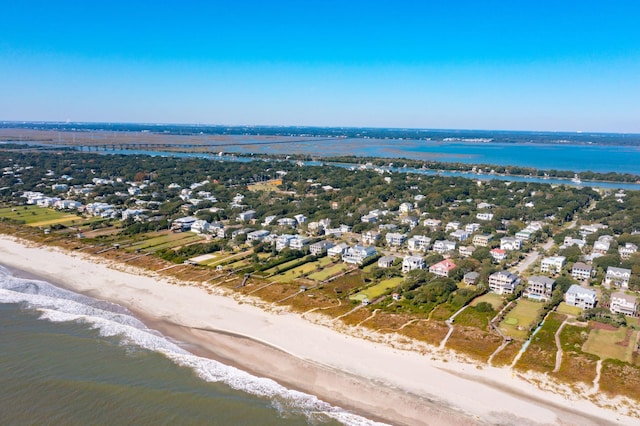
2, 122, 640, 146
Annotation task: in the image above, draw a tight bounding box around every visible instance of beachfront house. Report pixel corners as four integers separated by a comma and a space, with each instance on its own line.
289, 236, 311, 251
610, 292, 638, 317
172, 216, 197, 232
524, 276, 555, 301
310, 240, 334, 256
488, 271, 520, 295
566, 285, 597, 309
190, 219, 211, 234
246, 229, 270, 243
275, 234, 296, 251
342, 245, 377, 265
328, 243, 349, 257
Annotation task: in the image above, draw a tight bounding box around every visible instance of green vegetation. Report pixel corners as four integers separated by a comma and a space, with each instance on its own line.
471, 293, 504, 310
556, 302, 583, 316
0, 205, 81, 226
350, 277, 403, 302
516, 313, 566, 373
499, 299, 545, 340
583, 326, 637, 362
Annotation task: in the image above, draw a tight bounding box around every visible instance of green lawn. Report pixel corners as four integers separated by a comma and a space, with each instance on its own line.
556, 302, 583, 316
583, 327, 637, 362
470, 293, 505, 310
308, 263, 349, 281
0, 206, 82, 226
263, 257, 307, 275
499, 299, 545, 340
350, 277, 404, 302
125, 232, 192, 251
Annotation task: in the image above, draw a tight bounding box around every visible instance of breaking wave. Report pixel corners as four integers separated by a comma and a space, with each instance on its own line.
0, 265, 386, 426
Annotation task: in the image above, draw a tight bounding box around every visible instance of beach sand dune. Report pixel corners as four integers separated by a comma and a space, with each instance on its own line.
0, 235, 633, 425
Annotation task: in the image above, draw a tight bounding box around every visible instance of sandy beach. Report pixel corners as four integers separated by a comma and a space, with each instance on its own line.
0, 234, 635, 426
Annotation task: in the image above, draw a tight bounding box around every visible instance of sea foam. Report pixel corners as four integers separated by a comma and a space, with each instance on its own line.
0, 266, 386, 426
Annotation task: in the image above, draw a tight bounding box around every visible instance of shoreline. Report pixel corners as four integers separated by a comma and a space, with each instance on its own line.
0, 234, 636, 425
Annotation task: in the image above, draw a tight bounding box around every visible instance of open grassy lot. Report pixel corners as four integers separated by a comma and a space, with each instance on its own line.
125, 232, 194, 251
282, 256, 335, 279
515, 313, 566, 373
308, 263, 349, 281
555, 323, 599, 385
0, 206, 83, 226
263, 257, 308, 275
499, 299, 545, 340
350, 277, 403, 302
556, 302, 582, 316
453, 306, 495, 330
470, 292, 504, 310
583, 325, 637, 362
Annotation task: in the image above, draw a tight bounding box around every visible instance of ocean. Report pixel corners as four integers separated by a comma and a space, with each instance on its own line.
0, 265, 378, 426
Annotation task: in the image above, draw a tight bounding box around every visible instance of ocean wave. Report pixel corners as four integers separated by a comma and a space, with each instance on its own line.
0, 266, 386, 426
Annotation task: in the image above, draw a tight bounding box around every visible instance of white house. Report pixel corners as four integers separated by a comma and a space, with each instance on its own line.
277, 217, 298, 227
619, 243, 638, 260
398, 202, 413, 213
310, 240, 334, 256
53, 199, 82, 210
561, 236, 586, 250
604, 267, 631, 288
566, 285, 597, 309
489, 271, 520, 295
540, 256, 566, 274
171, 216, 197, 232
500, 237, 521, 251
450, 229, 470, 242
525, 276, 555, 301
433, 240, 456, 254
289, 236, 311, 251
362, 231, 381, 245
445, 221, 461, 232
407, 235, 431, 252
386, 232, 407, 247
275, 234, 296, 251
402, 255, 425, 273
592, 239, 611, 255
465, 223, 481, 233
190, 219, 211, 234
378, 255, 397, 268
342, 245, 377, 265
423, 218, 441, 229
476, 212, 494, 221
610, 292, 638, 316
328, 243, 349, 257
294, 214, 307, 224
246, 229, 270, 243
572, 262, 593, 281
237, 210, 256, 221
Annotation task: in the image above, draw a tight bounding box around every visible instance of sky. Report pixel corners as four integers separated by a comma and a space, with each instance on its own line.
1, 1, 639, 132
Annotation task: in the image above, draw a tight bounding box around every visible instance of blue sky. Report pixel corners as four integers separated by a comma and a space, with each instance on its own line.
1, 1, 639, 132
